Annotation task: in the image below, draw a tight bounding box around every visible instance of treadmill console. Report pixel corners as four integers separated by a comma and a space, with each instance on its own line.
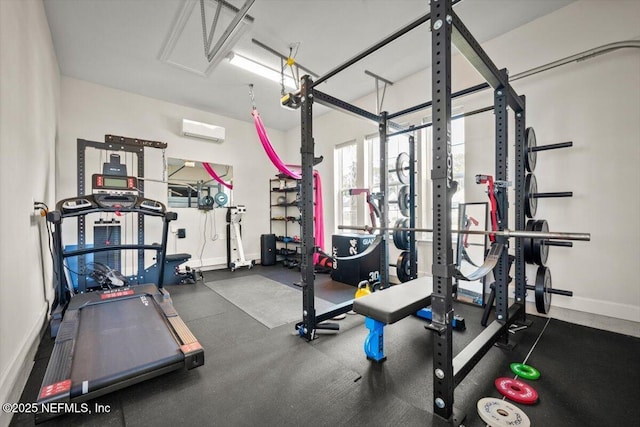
57, 194, 167, 216
92, 174, 138, 195
94, 194, 138, 209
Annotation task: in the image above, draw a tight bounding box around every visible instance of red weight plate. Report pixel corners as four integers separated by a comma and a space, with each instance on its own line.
494, 377, 538, 405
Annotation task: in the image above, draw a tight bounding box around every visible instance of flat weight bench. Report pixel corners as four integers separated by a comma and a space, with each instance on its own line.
353, 276, 433, 362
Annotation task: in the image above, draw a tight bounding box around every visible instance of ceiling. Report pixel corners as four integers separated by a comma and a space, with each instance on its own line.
44, 0, 574, 131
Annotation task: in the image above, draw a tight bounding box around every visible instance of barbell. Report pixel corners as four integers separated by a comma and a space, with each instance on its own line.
338, 224, 591, 241
393, 218, 410, 250
523, 219, 574, 266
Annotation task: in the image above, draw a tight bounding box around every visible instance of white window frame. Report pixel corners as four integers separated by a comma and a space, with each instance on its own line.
334, 140, 360, 229
421, 108, 465, 239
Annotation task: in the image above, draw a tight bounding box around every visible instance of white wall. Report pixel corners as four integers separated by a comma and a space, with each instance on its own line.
285, 0, 640, 322
0, 1, 59, 425
59, 77, 290, 269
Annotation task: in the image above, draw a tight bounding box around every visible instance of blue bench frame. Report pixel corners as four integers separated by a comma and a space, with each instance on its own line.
353, 277, 433, 362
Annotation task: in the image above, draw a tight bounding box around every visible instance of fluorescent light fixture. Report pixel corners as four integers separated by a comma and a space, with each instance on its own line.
228, 52, 297, 89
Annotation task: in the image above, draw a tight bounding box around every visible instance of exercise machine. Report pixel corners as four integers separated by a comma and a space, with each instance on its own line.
293, 0, 590, 423
36, 193, 204, 422
226, 205, 255, 271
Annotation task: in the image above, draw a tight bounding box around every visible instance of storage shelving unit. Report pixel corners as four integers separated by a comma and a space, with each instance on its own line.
269, 177, 301, 267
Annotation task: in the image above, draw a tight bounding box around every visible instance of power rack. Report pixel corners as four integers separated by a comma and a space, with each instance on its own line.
294, 0, 531, 424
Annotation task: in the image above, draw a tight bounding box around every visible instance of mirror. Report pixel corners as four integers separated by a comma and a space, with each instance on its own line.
455, 202, 488, 305
167, 158, 233, 209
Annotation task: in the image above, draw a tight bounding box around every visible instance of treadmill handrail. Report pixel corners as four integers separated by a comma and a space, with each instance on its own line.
62, 244, 163, 258
51, 194, 172, 220
48, 194, 175, 311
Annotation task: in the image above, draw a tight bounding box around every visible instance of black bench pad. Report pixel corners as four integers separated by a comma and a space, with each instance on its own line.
353, 276, 433, 324
165, 253, 191, 262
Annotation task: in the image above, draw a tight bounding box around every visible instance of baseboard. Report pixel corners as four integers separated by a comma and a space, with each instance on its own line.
548, 295, 639, 323
0, 302, 47, 427
523, 301, 640, 338
185, 253, 260, 271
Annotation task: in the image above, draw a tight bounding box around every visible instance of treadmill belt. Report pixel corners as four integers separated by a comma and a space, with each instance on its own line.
70, 295, 183, 396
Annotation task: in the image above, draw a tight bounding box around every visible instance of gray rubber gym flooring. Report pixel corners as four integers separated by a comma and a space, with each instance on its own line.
10, 265, 640, 426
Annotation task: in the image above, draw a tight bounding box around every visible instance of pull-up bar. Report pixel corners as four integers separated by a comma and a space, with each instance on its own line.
388, 82, 490, 120
387, 105, 494, 138
311, 0, 464, 87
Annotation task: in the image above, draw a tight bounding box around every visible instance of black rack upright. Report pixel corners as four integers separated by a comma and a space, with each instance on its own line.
296, 0, 531, 422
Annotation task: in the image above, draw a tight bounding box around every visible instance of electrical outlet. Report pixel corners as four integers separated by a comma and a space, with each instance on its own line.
31, 197, 41, 226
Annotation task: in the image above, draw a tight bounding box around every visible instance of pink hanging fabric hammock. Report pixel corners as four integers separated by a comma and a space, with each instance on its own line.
252, 109, 301, 180
313, 171, 324, 265
251, 107, 324, 263
202, 162, 233, 190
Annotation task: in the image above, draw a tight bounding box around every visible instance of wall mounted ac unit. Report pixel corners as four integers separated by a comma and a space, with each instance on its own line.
182, 119, 225, 142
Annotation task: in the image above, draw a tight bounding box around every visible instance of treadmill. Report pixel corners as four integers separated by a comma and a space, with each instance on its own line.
36, 194, 204, 422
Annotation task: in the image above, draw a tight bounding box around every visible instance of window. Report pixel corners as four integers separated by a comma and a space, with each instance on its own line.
366, 133, 410, 228
422, 112, 465, 229
334, 141, 358, 227
451, 117, 466, 221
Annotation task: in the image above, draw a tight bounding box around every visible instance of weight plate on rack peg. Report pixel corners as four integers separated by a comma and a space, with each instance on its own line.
523, 219, 536, 264
525, 127, 537, 173
524, 173, 538, 218
214, 192, 228, 207
393, 218, 410, 250
396, 251, 411, 282
398, 185, 410, 217
533, 219, 549, 266
535, 265, 552, 314
477, 397, 531, 427
395, 152, 410, 184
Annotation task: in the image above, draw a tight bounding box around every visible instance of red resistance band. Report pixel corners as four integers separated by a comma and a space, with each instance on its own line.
348, 188, 380, 233
475, 174, 499, 242
462, 215, 479, 247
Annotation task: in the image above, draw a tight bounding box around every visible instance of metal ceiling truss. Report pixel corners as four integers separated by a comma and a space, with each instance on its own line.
200, 0, 255, 63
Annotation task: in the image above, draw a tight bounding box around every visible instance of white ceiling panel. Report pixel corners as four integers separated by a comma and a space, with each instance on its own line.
44, 0, 575, 131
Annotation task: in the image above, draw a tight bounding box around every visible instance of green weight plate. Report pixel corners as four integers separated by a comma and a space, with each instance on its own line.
524, 174, 538, 218
396, 152, 410, 184
525, 127, 537, 173
510, 363, 541, 380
